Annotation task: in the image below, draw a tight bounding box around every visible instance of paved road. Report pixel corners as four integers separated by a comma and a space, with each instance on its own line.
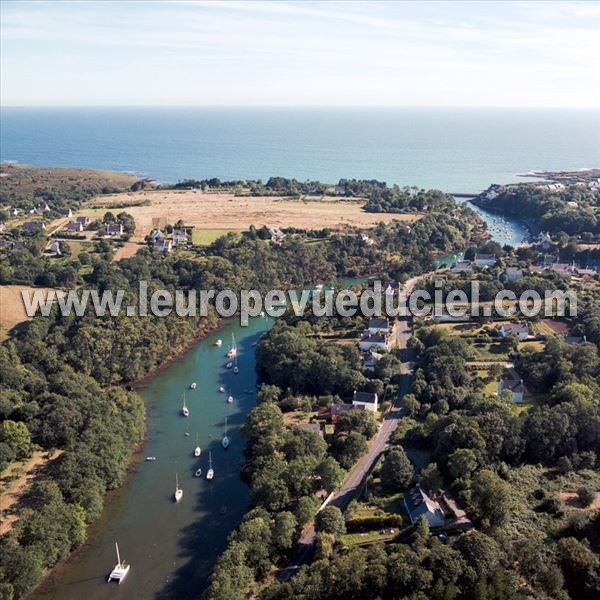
278, 271, 436, 581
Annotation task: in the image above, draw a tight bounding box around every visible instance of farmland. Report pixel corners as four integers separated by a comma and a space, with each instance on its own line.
85, 189, 421, 242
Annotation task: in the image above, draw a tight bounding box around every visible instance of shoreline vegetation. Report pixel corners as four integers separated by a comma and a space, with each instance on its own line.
1, 164, 598, 598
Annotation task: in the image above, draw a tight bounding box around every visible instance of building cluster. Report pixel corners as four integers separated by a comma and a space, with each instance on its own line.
150, 227, 189, 252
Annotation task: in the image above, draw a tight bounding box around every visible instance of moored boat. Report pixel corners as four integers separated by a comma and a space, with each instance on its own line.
174, 473, 183, 502
206, 451, 214, 480
107, 542, 130, 584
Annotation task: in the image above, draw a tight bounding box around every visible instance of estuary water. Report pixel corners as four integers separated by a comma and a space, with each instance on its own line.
33, 316, 274, 600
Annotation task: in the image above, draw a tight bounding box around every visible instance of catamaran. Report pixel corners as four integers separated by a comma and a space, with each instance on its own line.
107, 542, 130, 584
222, 416, 230, 449
174, 473, 183, 502
226, 333, 237, 358
206, 451, 214, 480
182, 393, 189, 417
194, 433, 201, 457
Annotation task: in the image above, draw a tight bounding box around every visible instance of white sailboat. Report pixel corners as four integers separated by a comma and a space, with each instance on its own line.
182, 393, 189, 417
215, 339, 223, 347
194, 433, 201, 457
206, 451, 214, 480
190, 382, 197, 389
222, 416, 230, 449
227, 333, 237, 358
174, 473, 183, 502
226, 393, 233, 404
233, 352, 239, 374
107, 542, 130, 584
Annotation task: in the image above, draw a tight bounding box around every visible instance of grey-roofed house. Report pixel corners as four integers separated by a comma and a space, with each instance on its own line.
106, 223, 124, 236
362, 350, 383, 372
23, 221, 46, 234
403, 485, 447, 527
67, 221, 84, 233
367, 317, 389, 335
450, 260, 472, 273
352, 391, 378, 413
498, 367, 526, 403
359, 331, 389, 352
474, 253, 497, 268
500, 267, 523, 282
299, 423, 322, 436
76, 216, 91, 227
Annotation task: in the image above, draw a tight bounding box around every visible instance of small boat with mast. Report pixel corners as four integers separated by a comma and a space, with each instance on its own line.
194, 433, 201, 457
227, 392, 234, 404
190, 382, 197, 389
222, 416, 230, 449
174, 473, 183, 502
107, 542, 130, 584
182, 393, 189, 417
226, 333, 237, 358
206, 451, 214, 480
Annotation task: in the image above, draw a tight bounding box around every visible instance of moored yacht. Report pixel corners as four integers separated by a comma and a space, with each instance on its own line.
222, 416, 230, 449
174, 473, 183, 502
194, 433, 201, 457
206, 451, 214, 480
107, 542, 130, 584
182, 393, 189, 417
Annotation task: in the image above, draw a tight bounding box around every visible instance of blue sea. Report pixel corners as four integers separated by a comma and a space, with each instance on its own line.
1, 107, 599, 190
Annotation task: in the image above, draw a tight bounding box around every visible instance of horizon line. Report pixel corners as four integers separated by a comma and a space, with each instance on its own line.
2, 104, 600, 110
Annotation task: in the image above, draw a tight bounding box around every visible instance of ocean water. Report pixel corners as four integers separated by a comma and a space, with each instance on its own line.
1, 107, 599, 190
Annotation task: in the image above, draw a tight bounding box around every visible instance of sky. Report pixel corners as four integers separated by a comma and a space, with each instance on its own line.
1, 0, 599, 107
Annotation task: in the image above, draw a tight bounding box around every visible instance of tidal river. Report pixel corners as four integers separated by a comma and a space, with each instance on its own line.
33, 315, 274, 600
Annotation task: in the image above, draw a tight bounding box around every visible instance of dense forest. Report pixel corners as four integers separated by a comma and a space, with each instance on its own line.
254, 323, 600, 600
474, 183, 600, 241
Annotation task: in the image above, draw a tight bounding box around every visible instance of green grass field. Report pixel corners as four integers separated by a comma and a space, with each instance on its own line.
191, 229, 236, 245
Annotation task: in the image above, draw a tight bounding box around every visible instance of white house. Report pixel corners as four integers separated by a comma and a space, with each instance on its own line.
362, 350, 383, 372
333, 184, 346, 196
537, 232, 552, 249
44, 241, 62, 256
497, 322, 529, 341
268, 227, 286, 244
474, 253, 497, 268
173, 228, 188, 244
352, 391, 378, 413
156, 239, 173, 253
498, 368, 526, 403
361, 233, 375, 246
403, 486, 447, 527
359, 331, 389, 352
450, 260, 472, 273
150, 229, 165, 241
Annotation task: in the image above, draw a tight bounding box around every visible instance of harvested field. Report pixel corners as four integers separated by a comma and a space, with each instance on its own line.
85, 190, 422, 242
0, 450, 64, 535
0, 285, 63, 339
